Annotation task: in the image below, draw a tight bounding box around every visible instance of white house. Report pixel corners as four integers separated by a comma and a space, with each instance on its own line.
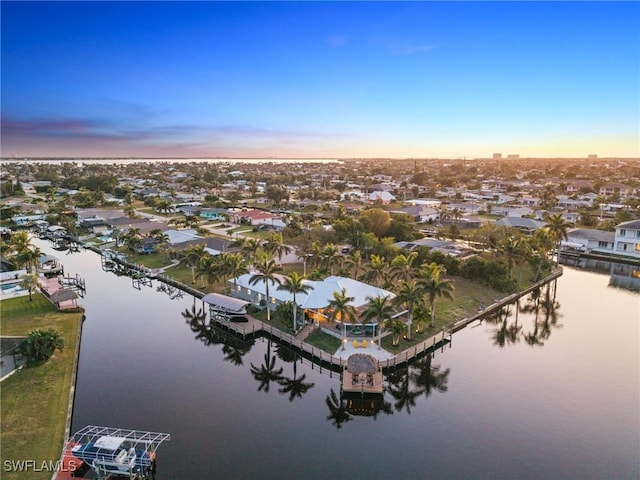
229, 274, 395, 324
368, 191, 395, 204
614, 220, 640, 259
565, 228, 615, 253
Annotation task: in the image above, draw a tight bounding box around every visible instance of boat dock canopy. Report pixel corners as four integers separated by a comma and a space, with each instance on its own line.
62, 425, 171, 467
202, 292, 249, 314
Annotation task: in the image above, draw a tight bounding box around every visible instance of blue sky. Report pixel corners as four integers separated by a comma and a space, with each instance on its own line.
1, 1, 638, 158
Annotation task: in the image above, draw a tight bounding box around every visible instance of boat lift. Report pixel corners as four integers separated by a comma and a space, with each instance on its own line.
58, 425, 171, 480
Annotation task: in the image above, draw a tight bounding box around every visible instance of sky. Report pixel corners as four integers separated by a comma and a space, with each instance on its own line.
1, 1, 639, 159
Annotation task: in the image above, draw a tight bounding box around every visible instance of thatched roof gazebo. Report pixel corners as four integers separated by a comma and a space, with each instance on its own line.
49, 288, 79, 309
346, 353, 378, 374
343, 353, 383, 394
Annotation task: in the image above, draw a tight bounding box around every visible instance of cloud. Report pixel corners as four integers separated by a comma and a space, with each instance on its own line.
0, 114, 352, 157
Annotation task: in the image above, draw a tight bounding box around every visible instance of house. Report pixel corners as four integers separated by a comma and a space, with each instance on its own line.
389, 205, 439, 224
492, 206, 534, 218
495, 217, 546, 235
368, 191, 395, 204
394, 238, 463, 257
599, 183, 633, 199
199, 208, 227, 221
565, 228, 615, 253
614, 220, 640, 259
229, 274, 395, 325
229, 209, 279, 225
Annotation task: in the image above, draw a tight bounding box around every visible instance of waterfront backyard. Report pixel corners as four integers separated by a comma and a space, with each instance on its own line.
0, 295, 83, 480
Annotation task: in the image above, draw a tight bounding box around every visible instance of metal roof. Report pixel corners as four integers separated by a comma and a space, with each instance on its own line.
202, 293, 249, 314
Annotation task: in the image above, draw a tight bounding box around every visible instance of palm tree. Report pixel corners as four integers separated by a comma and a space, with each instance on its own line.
264, 231, 291, 266
195, 255, 221, 291
20, 273, 40, 301
326, 288, 357, 348
420, 261, 446, 281
242, 238, 263, 266
499, 235, 523, 282
226, 252, 248, 294
9, 231, 32, 255
343, 250, 363, 280
181, 244, 208, 284
363, 254, 387, 288
249, 256, 283, 322
418, 274, 455, 328
385, 317, 407, 345
390, 252, 418, 282
361, 295, 394, 349
277, 272, 314, 333
531, 228, 555, 280
393, 280, 423, 340
321, 243, 340, 276
545, 213, 571, 265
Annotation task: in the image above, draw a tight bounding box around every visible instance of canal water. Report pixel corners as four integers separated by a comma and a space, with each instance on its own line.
35, 240, 639, 479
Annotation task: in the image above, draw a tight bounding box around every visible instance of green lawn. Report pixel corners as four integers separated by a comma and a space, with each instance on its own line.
0, 294, 83, 480
306, 329, 342, 353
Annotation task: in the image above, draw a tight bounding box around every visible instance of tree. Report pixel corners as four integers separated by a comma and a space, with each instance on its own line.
264, 231, 291, 266
393, 280, 424, 340
390, 252, 418, 282
20, 328, 64, 366
277, 272, 314, 333
326, 288, 357, 348
545, 214, 571, 265
226, 252, 248, 293
20, 273, 40, 301
343, 250, 363, 280
385, 317, 407, 346
361, 295, 394, 349
359, 208, 391, 238
362, 254, 387, 288
181, 244, 208, 284
418, 274, 455, 328
249, 256, 283, 322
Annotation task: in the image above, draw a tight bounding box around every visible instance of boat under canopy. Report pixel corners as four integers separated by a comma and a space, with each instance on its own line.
202, 292, 250, 314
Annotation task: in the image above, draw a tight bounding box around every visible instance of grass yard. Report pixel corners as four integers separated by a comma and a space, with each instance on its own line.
0, 294, 83, 480
305, 329, 342, 353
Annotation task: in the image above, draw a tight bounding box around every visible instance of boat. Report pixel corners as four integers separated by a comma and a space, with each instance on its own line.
71, 435, 154, 476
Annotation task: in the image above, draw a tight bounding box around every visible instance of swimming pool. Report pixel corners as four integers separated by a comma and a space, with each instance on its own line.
1, 281, 24, 293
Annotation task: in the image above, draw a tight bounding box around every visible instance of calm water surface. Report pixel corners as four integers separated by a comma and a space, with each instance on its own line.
35, 240, 639, 479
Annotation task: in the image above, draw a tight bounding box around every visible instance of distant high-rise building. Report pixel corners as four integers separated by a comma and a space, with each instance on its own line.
507, 154, 520, 160
493, 153, 502, 160
588, 154, 598, 160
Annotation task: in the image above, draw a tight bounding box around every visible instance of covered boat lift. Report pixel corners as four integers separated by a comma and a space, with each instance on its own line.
58, 425, 170, 480
202, 292, 250, 321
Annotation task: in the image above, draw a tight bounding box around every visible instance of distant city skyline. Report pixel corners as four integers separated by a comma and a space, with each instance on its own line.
1, 1, 638, 159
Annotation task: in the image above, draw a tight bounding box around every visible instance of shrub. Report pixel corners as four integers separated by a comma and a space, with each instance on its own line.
19, 328, 65, 367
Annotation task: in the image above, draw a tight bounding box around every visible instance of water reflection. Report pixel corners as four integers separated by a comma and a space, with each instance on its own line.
325, 389, 353, 428
250, 340, 284, 393
479, 285, 563, 349
276, 351, 315, 402
182, 304, 256, 363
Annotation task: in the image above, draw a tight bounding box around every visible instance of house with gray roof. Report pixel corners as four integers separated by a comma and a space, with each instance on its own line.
495, 217, 546, 235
